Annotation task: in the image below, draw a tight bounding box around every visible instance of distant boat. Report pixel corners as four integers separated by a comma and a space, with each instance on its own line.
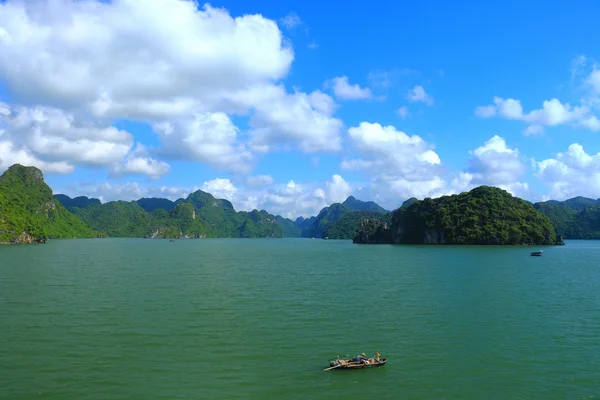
324, 353, 387, 371
169, 239, 175, 242
530, 250, 543, 256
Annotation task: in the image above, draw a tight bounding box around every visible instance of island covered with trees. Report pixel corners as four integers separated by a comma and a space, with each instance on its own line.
0, 163, 598, 245
0, 165, 103, 244
353, 186, 565, 246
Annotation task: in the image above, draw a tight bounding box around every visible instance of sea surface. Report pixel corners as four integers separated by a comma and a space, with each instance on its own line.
1, 238, 600, 399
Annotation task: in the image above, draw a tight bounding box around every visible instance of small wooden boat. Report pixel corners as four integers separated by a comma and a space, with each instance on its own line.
324, 354, 387, 371
530, 250, 543, 256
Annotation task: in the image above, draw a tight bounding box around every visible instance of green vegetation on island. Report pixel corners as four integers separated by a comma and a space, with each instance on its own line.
275, 216, 302, 237
534, 197, 600, 239
3, 162, 598, 245
297, 196, 391, 239
136, 197, 175, 213
58, 190, 284, 239
0, 165, 101, 244
355, 186, 564, 245
53, 194, 101, 212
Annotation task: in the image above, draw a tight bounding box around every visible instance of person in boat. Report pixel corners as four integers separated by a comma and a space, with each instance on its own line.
354, 353, 369, 364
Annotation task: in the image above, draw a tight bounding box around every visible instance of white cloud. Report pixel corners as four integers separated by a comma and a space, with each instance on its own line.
201, 178, 237, 201
475, 60, 600, 133
406, 85, 434, 105
536, 143, 600, 200
340, 122, 445, 208
0, 103, 166, 177
453, 135, 530, 198
397, 106, 410, 119
109, 143, 170, 179
247, 175, 275, 187
0, 104, 132, 167
230, 85, 343, 153
0, 0, 342, 172
280, 12, 302, 29
343, 122, 441, 169
325, 76, 372, 100
0, 140, 74, 175
325, 175, 352, 203
0, 0, 294, 119
153, 112, 253, 174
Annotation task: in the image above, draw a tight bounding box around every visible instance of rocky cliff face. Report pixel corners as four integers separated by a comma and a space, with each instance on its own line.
353, 219, 392, 244
0, 231, 47, 245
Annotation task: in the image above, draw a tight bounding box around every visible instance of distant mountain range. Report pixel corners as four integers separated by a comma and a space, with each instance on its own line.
1, 163, 599, 244
533, 197, 600, 239
52, 182, 406, 240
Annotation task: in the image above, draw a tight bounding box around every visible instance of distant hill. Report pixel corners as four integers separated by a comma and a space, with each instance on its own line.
63, 189, 284, 238
53, 194, 101, 212
342, 196, 387, 213
298, 196, 389, 239
0, 165, 101, 244
534, 197, 600, 239
136, 197, 175, 213
323, 210, 391, 239
542, 196, 600, 212
355, 186, 563, 245
275, 216, 302, 237
400, 197, 418, 209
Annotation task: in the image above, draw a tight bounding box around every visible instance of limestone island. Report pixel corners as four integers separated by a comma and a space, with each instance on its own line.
353, 186, 565, 246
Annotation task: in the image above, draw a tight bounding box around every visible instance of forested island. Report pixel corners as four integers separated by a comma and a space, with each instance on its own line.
0, 163, 599, 245
0, 165, 103, 244
353, 186, 565, 245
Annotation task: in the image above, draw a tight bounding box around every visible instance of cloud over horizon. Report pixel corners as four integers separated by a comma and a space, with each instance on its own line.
0, 0, 599, 218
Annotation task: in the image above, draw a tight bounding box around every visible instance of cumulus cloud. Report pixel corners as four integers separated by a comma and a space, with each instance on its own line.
342, 122, 441, 172
0, 0, 293, 118
406, 85, 434, 105
153, 112, 253, 173
475, 60, 600, 134
340, 122, 445, 208
0, 140, 74, 175
325, 175, 352, 203
0, 0, 344, 176
325, 76, 372, 100
0, 104, 132, 166
475, 97, 591, 134
229, 85, 343, 153
535, 143, 600, 200
452, 135, 530, 198
109, 143, 170, 179
0, 103, 167, 178
201, 178, 238, 201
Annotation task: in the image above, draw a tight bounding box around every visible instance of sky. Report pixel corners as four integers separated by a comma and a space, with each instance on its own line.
0, 0, 600, 219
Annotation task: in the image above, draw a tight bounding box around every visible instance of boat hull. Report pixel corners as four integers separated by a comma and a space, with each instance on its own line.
328, 358, 387, 370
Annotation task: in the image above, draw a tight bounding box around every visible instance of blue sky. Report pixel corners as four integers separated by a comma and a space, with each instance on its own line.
0, 0, 599, 218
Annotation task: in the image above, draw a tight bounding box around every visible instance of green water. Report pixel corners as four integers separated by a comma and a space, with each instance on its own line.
1, 239, 599, 399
